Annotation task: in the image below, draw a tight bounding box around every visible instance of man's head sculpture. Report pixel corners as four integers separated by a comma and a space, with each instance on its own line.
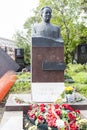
40, 6, 52, 23
32, 6, 63, 42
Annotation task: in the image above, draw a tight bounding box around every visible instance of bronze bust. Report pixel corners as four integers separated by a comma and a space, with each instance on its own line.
32, 6, 63, 42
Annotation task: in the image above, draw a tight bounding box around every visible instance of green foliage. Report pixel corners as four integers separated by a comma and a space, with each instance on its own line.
77, 85, 87, 97
73, 72, 87, 84
14, 31, 30, 65
66, 63, 86, 73
65, 82, 87, 97
24, 0, 87, 64
17, 72, 30, 78
14, 0, 87, 65
65, 64, 87, 83
10, 72, 31, 93
65, 64, 87, 97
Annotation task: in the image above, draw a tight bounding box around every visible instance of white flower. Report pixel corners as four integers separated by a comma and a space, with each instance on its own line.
28, 125, 37, 130
56, 119, 65, 128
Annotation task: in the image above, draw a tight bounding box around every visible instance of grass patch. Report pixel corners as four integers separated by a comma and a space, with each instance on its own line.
65, 82, 87, 97
9, 72, 31, 94
65, 63, 87, 98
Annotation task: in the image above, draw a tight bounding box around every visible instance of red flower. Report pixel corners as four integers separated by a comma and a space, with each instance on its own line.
32, 104, 39, 112
46, 114, 57, 127
40, 103, 45, 107
40, 106, 45, 113
54, 104, 60, 109
48, 108, 52, 114
55, 109, 61, 117
28, 112, 36, 120
27, 103, 81, 130
68, 112, 76, 121
37, 115, 44, 123
70, 122, 78, 130
75, 109, 80, 114
62, 104, 74, 111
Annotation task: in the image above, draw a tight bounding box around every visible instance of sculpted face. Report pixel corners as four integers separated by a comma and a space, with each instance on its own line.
41, 7, 52, 23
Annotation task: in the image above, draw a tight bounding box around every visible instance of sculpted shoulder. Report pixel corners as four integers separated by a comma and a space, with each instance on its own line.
50, 23, 60, 31
32, 23, 43, 35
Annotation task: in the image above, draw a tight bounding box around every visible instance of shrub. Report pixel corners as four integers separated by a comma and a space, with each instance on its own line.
65, 64, 87, 97
10, 72, 31, 93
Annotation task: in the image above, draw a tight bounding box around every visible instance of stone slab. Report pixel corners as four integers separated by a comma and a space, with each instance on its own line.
5, 94, 32, 111
80, 110, 87, 119
31, 82, 65, 102
0, 111, 23, 130
32, 37, 64, 47
0, 48, 20, 77
69, 99, 87, 110
5, 94, 87, 111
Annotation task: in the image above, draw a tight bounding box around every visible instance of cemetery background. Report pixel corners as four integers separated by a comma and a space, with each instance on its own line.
10, 0, 87, 102
0, 0, 87, 129
0, 39, 87, 128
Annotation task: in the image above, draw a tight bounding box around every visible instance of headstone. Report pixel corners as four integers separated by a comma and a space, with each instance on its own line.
75, 44, 87, 64
15, 48, 24, 68
31, 6, 65, 102
0, 48, 20, 77
31, 37, 65, 102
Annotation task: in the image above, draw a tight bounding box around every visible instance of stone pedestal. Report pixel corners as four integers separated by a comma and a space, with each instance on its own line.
31, 37, 65, 102
31, 82, 65, 102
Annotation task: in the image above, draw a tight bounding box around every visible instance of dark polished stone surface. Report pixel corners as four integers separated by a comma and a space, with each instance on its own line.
42, 62, 66, 70
32, 46, 64, 82
32, 37, 63, 47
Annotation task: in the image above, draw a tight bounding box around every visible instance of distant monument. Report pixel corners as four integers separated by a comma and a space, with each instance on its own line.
74, 44, 87, 64
31, 6, 65, 102
0, 48, 20, 77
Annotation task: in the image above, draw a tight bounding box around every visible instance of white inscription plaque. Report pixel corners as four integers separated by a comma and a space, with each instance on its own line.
31, 82, 65, 102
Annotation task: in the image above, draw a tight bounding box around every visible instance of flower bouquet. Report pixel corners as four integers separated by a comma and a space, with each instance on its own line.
64, 86, 74, 103
64, 86, 73, 94
25, 103, 86, 130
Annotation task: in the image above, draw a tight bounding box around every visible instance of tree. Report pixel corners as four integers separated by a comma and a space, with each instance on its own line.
14, 31, 30, 65
16, 0, 87, 64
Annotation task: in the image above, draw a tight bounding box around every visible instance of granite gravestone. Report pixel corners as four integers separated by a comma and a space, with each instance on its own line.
15, 48, 24, 68
75, 44, 87, 64
31, 6, 65, 102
